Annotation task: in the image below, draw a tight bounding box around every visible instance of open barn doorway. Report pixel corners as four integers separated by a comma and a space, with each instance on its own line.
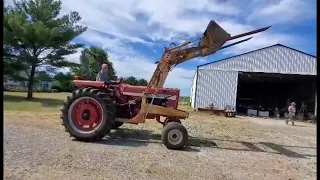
236, 72, 316, 119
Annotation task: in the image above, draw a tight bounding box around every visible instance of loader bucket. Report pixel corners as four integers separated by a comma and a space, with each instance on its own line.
199, 20, 271, 57
199, 20, 231, 56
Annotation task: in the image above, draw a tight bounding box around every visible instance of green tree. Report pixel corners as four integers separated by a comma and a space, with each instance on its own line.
121, 77, 148, 86
3, 59, 25, 80
123, 76, 138, 85
3, 0, 87, 99
70, 46, 117, 80
3, 53, 24, 75
53, 72, 74, 92
137, 78, 148, 86
35, 71, 51, 81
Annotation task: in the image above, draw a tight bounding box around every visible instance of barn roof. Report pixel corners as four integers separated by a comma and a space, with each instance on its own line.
197, 44, 316, 75
198, 44, 316, 68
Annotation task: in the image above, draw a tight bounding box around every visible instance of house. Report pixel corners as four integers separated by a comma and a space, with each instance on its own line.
4, 71, 53, 91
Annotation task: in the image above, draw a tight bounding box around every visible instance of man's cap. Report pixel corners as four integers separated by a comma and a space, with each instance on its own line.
291, 102, 296, 105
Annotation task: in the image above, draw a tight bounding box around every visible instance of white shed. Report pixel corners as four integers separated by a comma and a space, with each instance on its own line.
190, 44, 317, 116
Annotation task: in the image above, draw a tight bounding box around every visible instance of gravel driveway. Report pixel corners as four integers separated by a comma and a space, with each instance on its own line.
4, 111, 317, 180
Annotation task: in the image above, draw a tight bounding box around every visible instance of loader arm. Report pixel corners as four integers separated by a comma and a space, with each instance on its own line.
146, 20, 270, 90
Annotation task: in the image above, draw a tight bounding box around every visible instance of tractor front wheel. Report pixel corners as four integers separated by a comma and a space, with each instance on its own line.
61, 88, 116, 142
161, 122, 188, 150
163, 118, 181, 127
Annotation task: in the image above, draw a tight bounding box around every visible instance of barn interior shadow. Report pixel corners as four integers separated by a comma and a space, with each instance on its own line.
81, 128, 317, 157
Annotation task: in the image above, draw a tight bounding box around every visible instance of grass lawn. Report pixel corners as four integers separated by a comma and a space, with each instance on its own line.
4, 91, 70, 112
4, 91, 193, 112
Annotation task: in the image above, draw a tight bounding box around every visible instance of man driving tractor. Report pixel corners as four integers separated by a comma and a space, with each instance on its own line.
96, 63, 111, 83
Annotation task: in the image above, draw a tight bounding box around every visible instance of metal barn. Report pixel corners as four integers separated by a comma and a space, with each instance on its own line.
190, 44, 317, 117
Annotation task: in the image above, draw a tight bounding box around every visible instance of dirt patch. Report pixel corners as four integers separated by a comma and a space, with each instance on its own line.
4, 111, 317, 180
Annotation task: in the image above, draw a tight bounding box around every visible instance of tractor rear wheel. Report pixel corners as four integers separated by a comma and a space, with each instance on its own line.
161, 122, 188, 150
61, 88, 116, 142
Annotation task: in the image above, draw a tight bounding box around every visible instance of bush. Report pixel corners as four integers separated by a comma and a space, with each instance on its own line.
52, 81, 75, 92
52, 84, 62, 92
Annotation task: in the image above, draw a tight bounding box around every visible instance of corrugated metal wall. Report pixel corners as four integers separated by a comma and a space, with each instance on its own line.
190, 71, 197, 108
192, 45, 317, 109
199, 45, 317, 75
195, 69, 238, 109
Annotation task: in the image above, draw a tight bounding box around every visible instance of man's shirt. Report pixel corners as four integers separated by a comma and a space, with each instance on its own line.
288, 105, 296, 115
96, 71, 111, 83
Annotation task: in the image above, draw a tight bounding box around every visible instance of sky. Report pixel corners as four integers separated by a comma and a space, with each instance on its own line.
5, 0, 317, 96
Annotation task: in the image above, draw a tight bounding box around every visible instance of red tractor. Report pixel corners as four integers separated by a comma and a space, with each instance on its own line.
61, 20, 269, 149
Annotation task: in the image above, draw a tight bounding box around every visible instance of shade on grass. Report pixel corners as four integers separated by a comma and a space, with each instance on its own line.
4, 91, 193, 112
4, 91, 70, 112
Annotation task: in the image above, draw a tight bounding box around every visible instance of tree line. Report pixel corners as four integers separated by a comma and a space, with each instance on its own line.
3, 0, 148, 97
34, 70, 148, 93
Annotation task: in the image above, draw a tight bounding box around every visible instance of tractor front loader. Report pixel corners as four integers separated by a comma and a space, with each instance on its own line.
61, 20, 270, 150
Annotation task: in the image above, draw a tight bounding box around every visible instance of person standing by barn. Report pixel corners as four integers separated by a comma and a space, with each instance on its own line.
286, 102, 296, 125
